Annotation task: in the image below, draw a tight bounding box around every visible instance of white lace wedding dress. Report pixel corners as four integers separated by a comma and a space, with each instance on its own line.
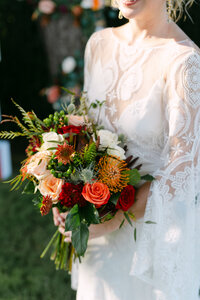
72, 27, 200, 300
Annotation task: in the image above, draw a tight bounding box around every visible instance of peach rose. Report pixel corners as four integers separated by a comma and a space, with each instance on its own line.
82, 182, 110, 207
68, 115, 86, 126
26, 151, 51, 180
38, 174, 64, 203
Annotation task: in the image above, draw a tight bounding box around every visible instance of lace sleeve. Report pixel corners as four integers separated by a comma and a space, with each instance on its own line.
130, 50, 200, 300
83, 32, 98, 92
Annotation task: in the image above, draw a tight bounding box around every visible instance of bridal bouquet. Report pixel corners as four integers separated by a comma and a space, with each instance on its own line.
0, 94, 154, 271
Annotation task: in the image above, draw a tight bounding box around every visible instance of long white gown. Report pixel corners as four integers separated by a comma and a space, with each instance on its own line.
73, 27, 200, 300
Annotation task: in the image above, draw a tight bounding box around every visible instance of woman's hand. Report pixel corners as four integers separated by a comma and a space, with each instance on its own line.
130, 182, 151, 219
58, 210, 125, 243
55, 182, 151, 242
52, 207, 68, 226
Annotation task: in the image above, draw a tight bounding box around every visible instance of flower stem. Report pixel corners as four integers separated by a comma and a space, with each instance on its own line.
40, 229, 59, 259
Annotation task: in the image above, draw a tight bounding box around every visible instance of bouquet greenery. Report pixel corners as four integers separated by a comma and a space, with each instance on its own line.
0, 93, 154, 271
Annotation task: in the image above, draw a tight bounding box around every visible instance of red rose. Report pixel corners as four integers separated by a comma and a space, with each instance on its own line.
57, 125, 83, 135
116, 185, 135, 211
58, 183, 86, 207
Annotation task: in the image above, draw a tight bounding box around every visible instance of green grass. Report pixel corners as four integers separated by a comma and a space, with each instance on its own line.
0, 174, 76, 300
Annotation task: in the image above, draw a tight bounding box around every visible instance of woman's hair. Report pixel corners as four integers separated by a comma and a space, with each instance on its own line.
170, 0, 195, 22
111, 0, 195, 22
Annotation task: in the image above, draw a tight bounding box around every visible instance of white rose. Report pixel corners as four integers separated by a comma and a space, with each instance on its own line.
97, 129, 119, 151
40, 132, 64, 152
107, 145, 126, 160
61, 56, 76, 74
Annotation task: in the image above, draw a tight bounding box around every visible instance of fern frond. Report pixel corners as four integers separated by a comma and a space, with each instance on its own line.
14, 116, 31, 135
23, 115, 41, 133
84, 142, 97, 165
0, 131, 27, 139
31, 111, 45, 131
72, 152, 84, 167
11, 99, 41, 133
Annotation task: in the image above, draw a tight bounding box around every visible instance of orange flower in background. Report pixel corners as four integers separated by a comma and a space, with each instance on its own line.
82, 182, 110, 207
93, 0, 100, 10
97, 156, 129, 193
55, 143, 75, 165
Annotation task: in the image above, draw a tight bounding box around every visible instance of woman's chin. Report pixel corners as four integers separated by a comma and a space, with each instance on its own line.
121, 10, 138, 20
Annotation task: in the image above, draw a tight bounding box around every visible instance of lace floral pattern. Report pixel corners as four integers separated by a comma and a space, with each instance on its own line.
82, 28, 200, 299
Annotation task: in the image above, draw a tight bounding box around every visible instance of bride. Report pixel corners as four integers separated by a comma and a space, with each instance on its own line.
53, 0, 200, 299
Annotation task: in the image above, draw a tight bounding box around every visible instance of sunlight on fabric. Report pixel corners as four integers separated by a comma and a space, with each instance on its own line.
164, 226, 181, 243
153, 289, 166, 300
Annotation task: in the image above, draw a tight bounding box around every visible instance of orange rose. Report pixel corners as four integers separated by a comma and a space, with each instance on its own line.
38, 174, 64, 203
82, 182, 110, 207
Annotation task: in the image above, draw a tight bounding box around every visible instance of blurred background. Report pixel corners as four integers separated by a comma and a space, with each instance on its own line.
0, 1, 200, 299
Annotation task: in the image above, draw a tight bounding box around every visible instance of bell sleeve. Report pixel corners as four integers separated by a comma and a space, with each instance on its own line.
130, 49, 200, 300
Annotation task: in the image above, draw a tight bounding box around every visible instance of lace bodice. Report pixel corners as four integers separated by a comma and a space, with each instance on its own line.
83, 28, 200, 300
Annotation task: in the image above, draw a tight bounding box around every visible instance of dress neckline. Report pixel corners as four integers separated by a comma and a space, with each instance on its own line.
110, 27, 190, 50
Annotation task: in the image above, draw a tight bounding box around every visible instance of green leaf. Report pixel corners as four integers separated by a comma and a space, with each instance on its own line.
119, 219, 125, 229
124, 211, 133, 227
141, 174, 155, 181
22, 181, 35, 194
61, 87, 75, 95
101, 213, 114, 222
47, 140, 63, 144
145, 220, 157, 224
47, 147, 58, 151
124, 169, 141, 186
79, 203, 100, 225
32, 196, 42, 206
65, 204, 80, 232
134, 228, 137, 242
71, 222, 89, 256
109, 192, 121, 206
128, 211, 136, 222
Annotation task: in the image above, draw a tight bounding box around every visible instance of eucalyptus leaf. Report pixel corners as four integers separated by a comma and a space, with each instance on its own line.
71, 223, 89, 256
22, 181, 35, 194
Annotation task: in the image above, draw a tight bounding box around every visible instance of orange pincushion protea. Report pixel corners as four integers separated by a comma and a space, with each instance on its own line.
55, 142, 75, 165
97, 156, 129, 193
